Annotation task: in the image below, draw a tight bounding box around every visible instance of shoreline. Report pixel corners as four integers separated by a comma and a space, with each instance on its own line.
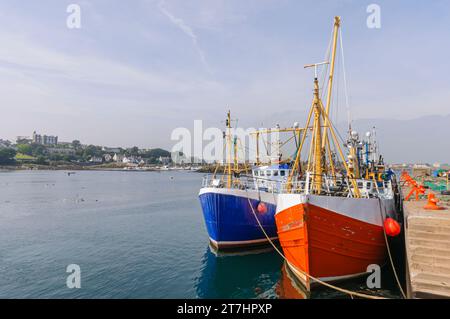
0, 165, 210, 173
0, 163, 217, 173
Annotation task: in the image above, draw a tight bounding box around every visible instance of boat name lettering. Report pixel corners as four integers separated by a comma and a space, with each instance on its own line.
280, 219, 303, 232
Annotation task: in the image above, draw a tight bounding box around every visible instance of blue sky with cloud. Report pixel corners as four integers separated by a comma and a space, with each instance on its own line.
0, 0, 449, 150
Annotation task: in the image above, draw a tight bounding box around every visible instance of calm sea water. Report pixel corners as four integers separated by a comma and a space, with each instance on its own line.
0, 170, 400, 299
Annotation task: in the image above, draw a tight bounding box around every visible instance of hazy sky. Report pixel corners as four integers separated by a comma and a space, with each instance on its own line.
0, 0, 449, 150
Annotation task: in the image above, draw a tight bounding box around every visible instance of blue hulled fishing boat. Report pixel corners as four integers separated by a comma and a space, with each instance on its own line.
199, 111, 302, 249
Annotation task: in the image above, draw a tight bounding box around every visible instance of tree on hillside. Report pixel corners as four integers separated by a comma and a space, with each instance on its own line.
35, 156, 48, 165
62, 155, 76, 162
127, 146, 139, 157
72, 140, 81, 149
17, 143, 47, 157
30, 144, 47, 157
142, 148, 171, 159
0, 148, 17, 165
82, 145, 102, 160
49, 154, 64, 162
17, 144, 32, 156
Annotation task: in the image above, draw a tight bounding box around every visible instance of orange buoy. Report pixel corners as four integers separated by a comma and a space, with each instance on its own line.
423, 193, 445, 210
257, 202, 268, 214
384, 218, 401, 237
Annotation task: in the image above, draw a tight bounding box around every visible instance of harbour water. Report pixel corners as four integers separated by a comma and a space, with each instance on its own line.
0, 170, 400, 298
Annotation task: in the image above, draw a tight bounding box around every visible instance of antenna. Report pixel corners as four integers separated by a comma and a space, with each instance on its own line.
304, 61, 329, 79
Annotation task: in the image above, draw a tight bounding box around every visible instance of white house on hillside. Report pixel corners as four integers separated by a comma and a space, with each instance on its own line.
89, 156, 103, 164
113, 154, 124, 162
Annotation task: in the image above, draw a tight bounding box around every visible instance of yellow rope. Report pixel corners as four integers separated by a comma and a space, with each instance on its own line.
246, 194, 387, 299
378, 197, 407, 299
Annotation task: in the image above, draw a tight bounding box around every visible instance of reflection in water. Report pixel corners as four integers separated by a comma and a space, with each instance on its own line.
195, 244, 283, 299
195, 243, 327, 299
275, 263, 306, 299
195, 244, 402, 299
280, 261, 403, 299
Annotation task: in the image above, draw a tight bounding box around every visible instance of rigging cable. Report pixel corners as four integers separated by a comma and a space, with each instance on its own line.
339, 28, 352, 130
319, 28, 333, 100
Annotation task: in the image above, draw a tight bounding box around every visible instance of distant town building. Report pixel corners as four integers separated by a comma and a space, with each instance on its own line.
122, 157, 131, 164
32, 131, 58, 145
47, 147, 75, 155
103, 154, 113, 162
122, 156, 142, 164
158, 156, 171, 165
16, 136, 32, 144
171, 151, 187, 164
413, 164, 431, 169
113, 153, 124, 162
412, 163, 432, 177
89, 156, 103, 164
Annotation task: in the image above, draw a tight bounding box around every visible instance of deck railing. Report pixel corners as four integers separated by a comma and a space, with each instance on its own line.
201, 173, 393, 198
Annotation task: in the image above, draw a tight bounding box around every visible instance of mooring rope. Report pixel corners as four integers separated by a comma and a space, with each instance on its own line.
377, 197, 407, 299
245, 192, 387, 299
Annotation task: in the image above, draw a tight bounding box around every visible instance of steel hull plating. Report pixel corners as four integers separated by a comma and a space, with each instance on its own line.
275, 194, 395, 290
199, 188, 278, 249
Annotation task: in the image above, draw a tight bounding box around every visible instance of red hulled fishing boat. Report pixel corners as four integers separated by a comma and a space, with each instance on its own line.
274, 16, 402, 291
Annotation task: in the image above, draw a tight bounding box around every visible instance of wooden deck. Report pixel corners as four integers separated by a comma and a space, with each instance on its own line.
404, 197, 450, 298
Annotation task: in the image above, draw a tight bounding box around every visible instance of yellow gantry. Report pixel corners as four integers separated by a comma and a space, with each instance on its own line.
250, 127, 305, 166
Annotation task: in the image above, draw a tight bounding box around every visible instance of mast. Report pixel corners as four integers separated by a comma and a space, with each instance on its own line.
304, 61, 328, 194
321, 16, 341, 149
233, 136, 238, 173
255, 132, 260, 165
288, 16, 341, 191
319, 16, 340, 181
289, 16, 360, 197
226, 111, 232, 188
312, 76, 323, 193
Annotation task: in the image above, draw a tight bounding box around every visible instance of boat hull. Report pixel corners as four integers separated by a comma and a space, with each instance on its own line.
275, 194, 396, 290
199, 188, 278, 249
